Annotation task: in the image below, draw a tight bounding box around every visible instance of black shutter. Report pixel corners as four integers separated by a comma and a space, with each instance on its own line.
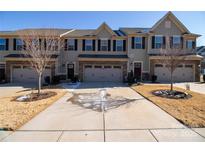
192, 41, 196, 49
186, 40, 188, 48
131, 37, 135, 49
82, 39, 85, 51
142, 37, 145, 49
98, 39, 101, 51
6, 39, 9, 50
123, 40, 126, 51
44, 39, 46, 49
181, 37, 183, 49
92, 40, 95, 51
152, 36, 155, 49
13, 38, 16, 50
108, 40, 111, 51
113, 40, 116, 51
170, 36, 173, 48
75, 39, 78, 51
64, 39, 68, 51
163, 36, 166, 49
39, 39, 42, 50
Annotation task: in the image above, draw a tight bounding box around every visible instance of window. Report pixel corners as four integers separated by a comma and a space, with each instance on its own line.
16, 39, 24, 51
104, 66, 111, 69
155, 36, 163, 49
155, 64, 163, 67
113, 66, 121, 69
177, 65, 183, 68
0, 38, 6, 51
135, 37, 142, 49
85, 65, 92, 68
67, 39, 75, 50
185, 64, 193, 68
94, 65, 102, 68
173, 36, 181, 48
100, 40, 108, 51
187, 40, 194, 49
85, 40, 93, 51
116, 40, 123, 51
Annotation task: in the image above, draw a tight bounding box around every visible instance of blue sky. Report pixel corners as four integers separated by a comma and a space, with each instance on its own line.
0, 11, 205, 46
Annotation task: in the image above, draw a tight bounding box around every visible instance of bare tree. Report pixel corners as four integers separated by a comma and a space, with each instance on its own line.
158, 36, 189, 91
18, 30, 61, 95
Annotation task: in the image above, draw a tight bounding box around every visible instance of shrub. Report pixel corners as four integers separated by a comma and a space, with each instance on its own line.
151, 75, 157, 83
52, 75, 61, 84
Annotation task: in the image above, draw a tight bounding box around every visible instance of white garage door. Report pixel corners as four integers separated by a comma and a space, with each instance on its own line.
84, 65, 123, 82
154, 64, 194, 82
12, 66, 51, 83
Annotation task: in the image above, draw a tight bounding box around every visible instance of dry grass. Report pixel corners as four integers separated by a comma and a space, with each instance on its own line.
132, 84, 205, 128
0, 86, 67, 130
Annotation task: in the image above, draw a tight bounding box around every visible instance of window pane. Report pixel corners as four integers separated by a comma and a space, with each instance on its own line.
116, 40, 123, 51
68, 39, 75, 50
135, 37, 142, 49
187, 40, 193, 49
155, 36, 163, 49
0, 39, 6, 50
101, 40, 108, 51
85, 40, 93, 51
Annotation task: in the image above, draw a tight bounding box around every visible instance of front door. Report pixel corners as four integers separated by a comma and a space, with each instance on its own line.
134, 62, 142, 81
67, 64, 74, 80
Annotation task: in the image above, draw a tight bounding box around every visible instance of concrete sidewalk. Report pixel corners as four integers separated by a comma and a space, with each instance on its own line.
174, 82, 205, 94
1, 82, 205, 142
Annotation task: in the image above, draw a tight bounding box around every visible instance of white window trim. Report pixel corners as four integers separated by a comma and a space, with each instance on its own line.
100, 39, 108, 51
155, 35, 163, 48
67, 39, 75, 50
187, 40, 193, 49
135, 37, 142, 49
85, 40, 93, 51
173, 35, 181, 44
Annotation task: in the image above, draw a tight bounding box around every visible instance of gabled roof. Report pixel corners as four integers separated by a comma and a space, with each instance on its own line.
151, 11, 190, 33
93, 22, 117, 36
197, 46, 205, 55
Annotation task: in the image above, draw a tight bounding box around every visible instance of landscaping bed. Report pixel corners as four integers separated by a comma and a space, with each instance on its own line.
132, 84, 205, 128
0, 86, 67, 130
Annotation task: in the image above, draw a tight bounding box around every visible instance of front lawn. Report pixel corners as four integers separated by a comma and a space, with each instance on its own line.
0, 86, 67, 130
132, 84, 205, 128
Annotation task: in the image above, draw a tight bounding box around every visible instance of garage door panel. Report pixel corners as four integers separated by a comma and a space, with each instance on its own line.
154, 64, 194, 82
13, 67, 51, 83
84, 65, 122, 82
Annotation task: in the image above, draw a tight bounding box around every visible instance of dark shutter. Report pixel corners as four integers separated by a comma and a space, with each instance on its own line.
13, 38, 16, 50
82, 39, 85, 51
98, 39, 101, 51
142, 37, 145, 49
163, 36, 166, 49
131, 37, 135, 49
181, 37, 183, 49
75, 39, 78, 51
170, 36, 173, 48
192, 41, 196, 49
186, 40, 188, 48
123, 40, 126, 51
152, 36, 155, 49
108, 40, 111, 51
64, 39, 68, 51
39, 39, 42, 50
6, 39, 9, 50
92, 40, 95, 51
44, 39, 46, 49
113, 40, 116, 51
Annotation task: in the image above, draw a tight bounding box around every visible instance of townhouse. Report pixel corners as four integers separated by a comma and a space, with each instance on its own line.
0, 12, 202, 83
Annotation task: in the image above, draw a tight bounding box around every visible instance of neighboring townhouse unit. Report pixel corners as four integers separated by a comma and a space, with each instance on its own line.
0, 12, 202, 83
197, 46, 205, 74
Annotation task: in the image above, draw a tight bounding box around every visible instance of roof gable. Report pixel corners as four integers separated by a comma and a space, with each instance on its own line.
94, 22, 116, 36
151, 11, 190, 33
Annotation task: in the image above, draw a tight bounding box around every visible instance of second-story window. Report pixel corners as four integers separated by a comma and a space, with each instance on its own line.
116, 40, 123, 51
100, 40, 108, 51
0, 38, 6, 51
186, 40, 195, 49
172, 36, 181, 48
67, 39, 75, 50
135, 37, 142, 49
155, 36, 163, 49
16, 39, 24, 51
85, 40, 93, 51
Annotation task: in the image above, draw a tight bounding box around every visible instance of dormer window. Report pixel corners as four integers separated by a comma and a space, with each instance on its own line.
100, 39, 108, 51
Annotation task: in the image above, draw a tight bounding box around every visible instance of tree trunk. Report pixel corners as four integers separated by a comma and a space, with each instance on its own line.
170, 71, 173, 91
38, 74, 42, 95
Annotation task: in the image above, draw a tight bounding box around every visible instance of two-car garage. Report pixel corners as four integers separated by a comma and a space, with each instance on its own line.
84, 64, 123, 82
154, 63, 194, 82
12, 65, 51, 83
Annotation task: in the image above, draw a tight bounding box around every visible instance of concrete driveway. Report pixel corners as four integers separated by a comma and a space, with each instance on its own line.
1, 82, 205, 142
